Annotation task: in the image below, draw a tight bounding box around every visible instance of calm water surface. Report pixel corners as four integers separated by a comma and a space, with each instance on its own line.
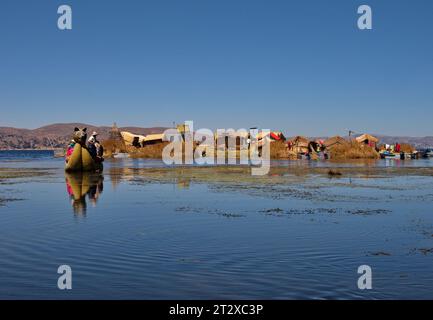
0, 150, 432, 299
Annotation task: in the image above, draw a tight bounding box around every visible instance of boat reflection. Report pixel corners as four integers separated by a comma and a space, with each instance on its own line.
65, 172, 104, 215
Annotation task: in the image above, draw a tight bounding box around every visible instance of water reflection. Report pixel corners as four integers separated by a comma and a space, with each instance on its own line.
3, 152, 433, 299
63, 158, 433, 214
65, 172, 104, 215
108, 167, 192, 190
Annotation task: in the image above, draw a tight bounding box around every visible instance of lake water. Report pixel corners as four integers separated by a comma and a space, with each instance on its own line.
0, 150, 433, 299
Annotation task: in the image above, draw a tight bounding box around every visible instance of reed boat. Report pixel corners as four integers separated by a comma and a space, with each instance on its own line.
65, 144, 103, 172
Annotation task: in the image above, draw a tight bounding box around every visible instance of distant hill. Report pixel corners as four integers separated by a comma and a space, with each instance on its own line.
374, 135, 433, 149
0, 123, 168, 150
301, 135, 433, 150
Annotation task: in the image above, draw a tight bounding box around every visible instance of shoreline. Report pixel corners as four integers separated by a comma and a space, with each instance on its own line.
0, 149, 60, 151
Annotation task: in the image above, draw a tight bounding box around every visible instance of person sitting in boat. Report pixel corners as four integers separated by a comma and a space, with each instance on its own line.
94, 133, 104, 160
87, 134, 97, 158
87, 132, 104, 162
65, 140, 76, 163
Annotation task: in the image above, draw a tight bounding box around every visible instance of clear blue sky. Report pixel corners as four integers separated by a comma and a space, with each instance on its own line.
0, 0, 432, 136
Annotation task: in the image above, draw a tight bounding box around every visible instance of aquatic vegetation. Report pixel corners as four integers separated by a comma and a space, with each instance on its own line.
418, 248, 433, 255
409, 248, 433, 256
109, 165, 433, 185
367, 251, 392, 256
327, 169, 342, 177
259, 208, 284, 213
175, 206, 245, 218
0, 168, 53, 207
0, 168, 53, 182
0, 197, 24, 207
347, 209, 391, 216
109, 165, 433, 205
259, 207, 391, 216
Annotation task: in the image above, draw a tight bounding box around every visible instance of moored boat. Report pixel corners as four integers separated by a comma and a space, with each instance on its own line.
380, 151, 398, 159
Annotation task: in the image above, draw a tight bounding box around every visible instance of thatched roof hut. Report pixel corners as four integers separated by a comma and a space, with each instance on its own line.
288, 136, 310, 154
109, 122, 123, 141
324, 136, 349, 150
214, 130, 249, 149
355, 134, 379, 147
121, 131, 166, 147
121, 131, 146, 147
142, 133, 165, 146
356, 134, 378, 144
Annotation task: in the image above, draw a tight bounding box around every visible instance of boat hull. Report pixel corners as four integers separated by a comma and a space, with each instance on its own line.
65, 144, 103, 172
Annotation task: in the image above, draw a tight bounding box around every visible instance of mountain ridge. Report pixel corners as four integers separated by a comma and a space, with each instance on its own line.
0, 123, 168, 150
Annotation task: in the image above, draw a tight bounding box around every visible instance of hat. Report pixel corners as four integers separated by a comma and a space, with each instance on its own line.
92, 131, 98, 136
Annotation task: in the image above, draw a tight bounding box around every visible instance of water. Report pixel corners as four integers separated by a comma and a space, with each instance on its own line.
0, 150, 433, 299
0, 149, 54, 163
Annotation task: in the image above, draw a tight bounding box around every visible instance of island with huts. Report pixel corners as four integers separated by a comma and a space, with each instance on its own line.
101, 123, 423, 160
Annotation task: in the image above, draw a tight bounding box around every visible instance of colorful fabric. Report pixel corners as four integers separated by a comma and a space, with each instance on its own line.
65, 142, 76, 163
66, 144, 75, 157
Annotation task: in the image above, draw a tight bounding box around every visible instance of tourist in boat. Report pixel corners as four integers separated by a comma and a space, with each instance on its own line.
87, 133, 97, 158
87, 131, 104, 161
65, 139, 76, 164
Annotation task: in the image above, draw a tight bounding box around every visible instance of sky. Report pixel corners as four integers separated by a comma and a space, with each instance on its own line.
0, 0, 432, 136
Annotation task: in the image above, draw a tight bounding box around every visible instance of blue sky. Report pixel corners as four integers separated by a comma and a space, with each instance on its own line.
0, 0, 432, 136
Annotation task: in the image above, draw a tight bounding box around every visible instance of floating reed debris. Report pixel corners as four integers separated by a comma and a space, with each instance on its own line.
328, 169, 342, 176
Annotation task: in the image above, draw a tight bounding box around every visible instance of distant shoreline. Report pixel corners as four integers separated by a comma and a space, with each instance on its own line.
0, 149, 60, 151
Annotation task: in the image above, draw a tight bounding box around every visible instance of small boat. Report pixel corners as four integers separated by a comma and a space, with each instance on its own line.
380, 151, 401, 159
406, 152, 418, 159
419, 149, 433, 158
65, 144, 103, 172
